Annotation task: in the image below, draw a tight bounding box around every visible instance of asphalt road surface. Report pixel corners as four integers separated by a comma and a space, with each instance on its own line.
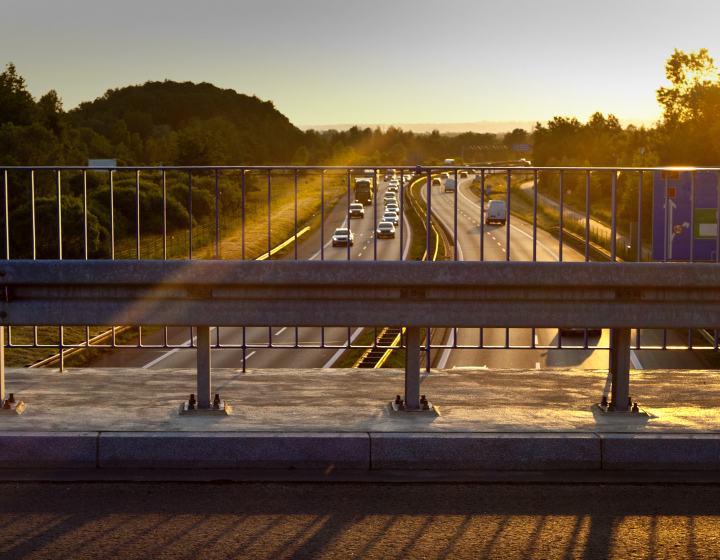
1, 482, 719, 559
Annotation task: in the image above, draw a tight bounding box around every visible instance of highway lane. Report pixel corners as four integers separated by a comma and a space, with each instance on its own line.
421, 175, 707, 370
89, 178, 411, 370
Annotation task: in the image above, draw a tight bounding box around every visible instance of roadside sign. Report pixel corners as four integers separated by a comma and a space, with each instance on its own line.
512, 144, 531, 152
652, 170, 719, 261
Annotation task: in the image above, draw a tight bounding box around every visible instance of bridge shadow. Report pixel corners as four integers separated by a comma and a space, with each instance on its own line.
1, 483, 717, 558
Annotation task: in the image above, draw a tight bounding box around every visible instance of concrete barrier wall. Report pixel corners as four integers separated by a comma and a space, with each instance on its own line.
1, 432, 720, 470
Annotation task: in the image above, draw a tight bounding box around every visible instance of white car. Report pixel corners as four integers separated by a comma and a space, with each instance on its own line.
431, 178, 442, 186
382, 211, 399, 226
332, 227, 354, 246
385, 203, 399, 214
388, 184, 399, 193
388, 180, 399, 189
384, 193, 397, 204
376, 221, 396, 238
349, 203, 364, 218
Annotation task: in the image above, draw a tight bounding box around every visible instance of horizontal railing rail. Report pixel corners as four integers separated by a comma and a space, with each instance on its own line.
5, 260, 720, 329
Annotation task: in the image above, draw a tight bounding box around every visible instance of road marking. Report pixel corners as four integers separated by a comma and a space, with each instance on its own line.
630, 350, 643, 370
358, 253, 363, 257
275, 327, 287, 336
536, 362, 540, 369
322, 327, 364, 368
535, 334, 539, 346
142, 327, 216, 368
244, 351, 256, 362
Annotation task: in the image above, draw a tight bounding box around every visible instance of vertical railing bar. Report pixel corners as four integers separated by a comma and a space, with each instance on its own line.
30, 170, 36, 260
162, 170, 167, 260
57, 169, 63, 370
559, 170, 564, 262
215, 169, 220, 260
82, 170, 88, 260
267, 170, 272, 260
3, 170, 8, 260
663, 172, 669, 263
636, 175, 642, 355
716, 170, 720, 264
320, 170, 325, 261
188, 170, 193, 260
294, 170, 298, 260
637, 171, 643, 263
531, 327, 536, 349
400, 171, 404, 261
426, 327, 430, 372
56, 169, 62, 260
611, 170, 618, 261
505, 169, 511, 262
690, 170, 696, 263
241, 169, 246, 261
373, 170, 377, 261
426, 169, 432, 261
346, 170, 351, 261
110, 170, 115, 259
454, 169, 458, 261
136, 170, 141, 260
532, 170, 538, 262
585, 171, 590, 262
480, 170, 485, 261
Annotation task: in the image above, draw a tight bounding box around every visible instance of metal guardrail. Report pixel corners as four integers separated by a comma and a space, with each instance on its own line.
3, 259, 720, 411
2, 164, 720, 365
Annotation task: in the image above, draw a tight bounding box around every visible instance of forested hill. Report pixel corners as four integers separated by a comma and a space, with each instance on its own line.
71, 80, 304, 165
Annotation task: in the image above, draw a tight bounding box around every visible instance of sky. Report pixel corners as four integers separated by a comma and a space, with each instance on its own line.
2, 0, 720, 130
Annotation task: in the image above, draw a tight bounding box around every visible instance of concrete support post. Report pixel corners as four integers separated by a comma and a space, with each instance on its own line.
610, 327, 631, 412
196, 326, 211, 409
405, 327, 421, 411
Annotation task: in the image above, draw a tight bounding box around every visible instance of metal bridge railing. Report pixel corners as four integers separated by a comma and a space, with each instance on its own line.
2, 165, 720, 367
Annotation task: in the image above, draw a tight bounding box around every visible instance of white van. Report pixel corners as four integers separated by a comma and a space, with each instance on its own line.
485, 200, 507, 225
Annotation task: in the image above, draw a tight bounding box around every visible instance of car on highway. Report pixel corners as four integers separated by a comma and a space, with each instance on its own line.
403, 174, 412, 183
332, 227, 354, 246
384, 193, 397, 203
382, 211, 399, 225
460, 171, 468, 178
388, 184, 399, 193
385, 203, 399, 214
349, 203, 365, 218
485, 199, 507, 225
441, 172, 449, 179
376, 221, 396, 238
431, 178, 442, 186
388, 180, 399, 189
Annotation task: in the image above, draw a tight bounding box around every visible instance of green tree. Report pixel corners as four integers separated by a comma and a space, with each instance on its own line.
0, 63, 36, 127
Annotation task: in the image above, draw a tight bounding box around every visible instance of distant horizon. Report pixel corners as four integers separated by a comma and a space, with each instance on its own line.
296, 118, 659, 135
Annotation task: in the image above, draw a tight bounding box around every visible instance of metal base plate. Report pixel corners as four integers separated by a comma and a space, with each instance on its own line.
593, 403, 649, 417
0, 401, 26, 415
388, 401, 440, 415
178, 401, 231, 415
